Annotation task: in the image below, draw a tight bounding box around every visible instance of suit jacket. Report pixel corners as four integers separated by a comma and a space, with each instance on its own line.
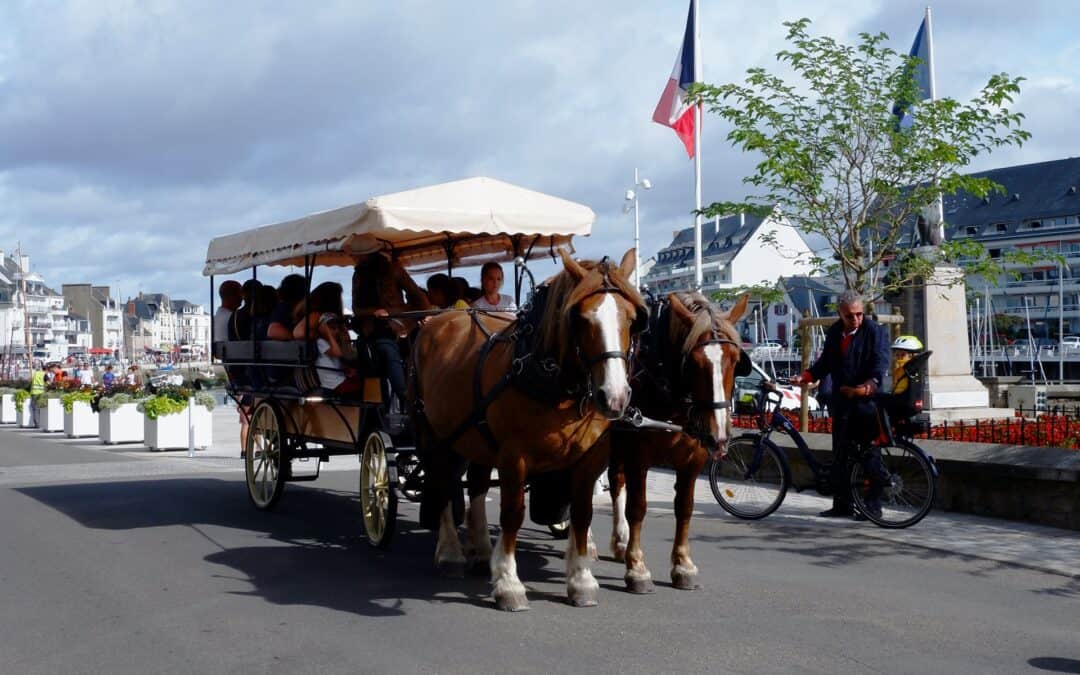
808, 318, 889, 408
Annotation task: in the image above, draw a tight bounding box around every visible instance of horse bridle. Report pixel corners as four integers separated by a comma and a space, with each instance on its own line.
574, 257, 646, 372
682, 336, 749, 413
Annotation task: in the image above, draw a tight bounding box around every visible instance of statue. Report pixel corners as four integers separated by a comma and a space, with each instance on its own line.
916, 200, 945, 247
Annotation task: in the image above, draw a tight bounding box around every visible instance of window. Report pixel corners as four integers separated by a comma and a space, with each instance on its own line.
1026, 220, 1043, 230
966, 226, 977, 236
995, 223, 1008, 232
989, 248, 1001, 259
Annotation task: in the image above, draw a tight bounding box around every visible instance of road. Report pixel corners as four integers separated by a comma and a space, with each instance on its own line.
1, 404, 1078, 674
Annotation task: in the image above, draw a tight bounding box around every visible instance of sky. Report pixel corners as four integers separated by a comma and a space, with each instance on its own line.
2, 0, 1078, 308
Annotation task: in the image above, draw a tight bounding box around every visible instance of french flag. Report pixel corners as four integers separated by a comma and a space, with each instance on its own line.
652, 1, 697, 158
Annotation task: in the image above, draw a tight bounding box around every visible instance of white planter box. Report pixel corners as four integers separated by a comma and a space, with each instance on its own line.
64, 401, 99, 438
144, 404, 212, 451
0, 394, 16, 423
99, 403, 145, 444
38, 398, 64, 432
15, 398, 34, 427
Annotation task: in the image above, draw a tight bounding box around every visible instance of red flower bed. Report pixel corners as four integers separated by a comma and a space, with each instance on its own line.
734, 411, 1080, 449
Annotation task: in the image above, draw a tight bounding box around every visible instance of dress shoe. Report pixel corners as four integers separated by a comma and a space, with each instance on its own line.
818, 506, 854, 518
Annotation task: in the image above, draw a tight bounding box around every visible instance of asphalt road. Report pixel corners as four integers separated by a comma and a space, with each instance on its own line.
1, 411, 1078, 675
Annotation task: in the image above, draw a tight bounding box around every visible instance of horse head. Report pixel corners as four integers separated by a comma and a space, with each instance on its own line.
667, 292, 750, 459
537, 248, 647, 419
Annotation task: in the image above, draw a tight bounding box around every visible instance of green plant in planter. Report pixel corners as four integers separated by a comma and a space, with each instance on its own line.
138, 389, 216, 420
97, 392, 147, 412
61, 390, 98, 413
13, 390, 30, 408
33, 389, 65, 408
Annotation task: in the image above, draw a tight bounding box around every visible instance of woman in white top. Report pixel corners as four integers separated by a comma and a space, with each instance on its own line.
470, 262, 517, 312
293, 281, 362, 394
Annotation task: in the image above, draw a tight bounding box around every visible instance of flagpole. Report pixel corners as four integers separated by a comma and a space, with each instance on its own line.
925, 5, 945, 242
692, 0, 703, 290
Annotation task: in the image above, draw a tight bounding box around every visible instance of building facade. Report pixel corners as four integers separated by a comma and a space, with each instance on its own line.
0, 250, 92, 363
125, 293, 210, 358
62, 284, 125, 357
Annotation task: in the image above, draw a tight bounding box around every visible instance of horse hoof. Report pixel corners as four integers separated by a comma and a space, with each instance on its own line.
625, 575, 655, 594
437, 560, 466, 579
568, 589, 598, 608
671, 571, 699, 591
495, 592, 530, 612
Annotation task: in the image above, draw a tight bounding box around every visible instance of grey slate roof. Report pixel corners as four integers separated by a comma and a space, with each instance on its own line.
651, 213, 768, 269
780, 275, 839, 317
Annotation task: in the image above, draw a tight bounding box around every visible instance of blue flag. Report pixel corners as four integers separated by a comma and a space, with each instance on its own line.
893, 16, 931, 129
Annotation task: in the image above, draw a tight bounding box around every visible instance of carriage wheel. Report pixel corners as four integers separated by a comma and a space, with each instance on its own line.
547, 520, 570, 539
360, 431, 398, 549
246, 402, 287, 511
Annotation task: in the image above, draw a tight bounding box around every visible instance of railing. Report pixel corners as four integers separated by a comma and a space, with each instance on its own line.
734, 405, 1080, 449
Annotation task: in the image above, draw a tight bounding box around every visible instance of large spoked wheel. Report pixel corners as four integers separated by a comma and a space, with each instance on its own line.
246, 402, 287, 511
851, 440, 935, 529
709, 434, 790, 519
360, 431, 398, 549
547, 520, 570, 539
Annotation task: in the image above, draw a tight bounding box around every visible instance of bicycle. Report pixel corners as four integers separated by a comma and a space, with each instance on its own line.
709, 375, 938, 529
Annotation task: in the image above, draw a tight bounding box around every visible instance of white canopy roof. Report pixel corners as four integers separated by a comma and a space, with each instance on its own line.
202, 177, 594, 275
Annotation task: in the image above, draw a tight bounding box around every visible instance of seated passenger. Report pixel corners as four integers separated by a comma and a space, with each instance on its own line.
293, 282, 363, 395
471, 262, 517, 311
251, 286, 278, 340
267, 274, 307, 340
228, 279, 263, 341
449, 276, 472, 310
425, 273, 453, 309
351, 251, 429, 404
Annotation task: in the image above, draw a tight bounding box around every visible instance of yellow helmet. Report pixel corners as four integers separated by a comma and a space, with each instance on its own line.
892, 335, 924, 352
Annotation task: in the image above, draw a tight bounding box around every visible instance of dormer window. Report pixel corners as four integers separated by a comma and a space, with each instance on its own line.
965, 226, 977, 236
995, 223, 1008, 232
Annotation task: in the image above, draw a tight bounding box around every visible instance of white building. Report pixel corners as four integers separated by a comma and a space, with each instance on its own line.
0, 250, 91, 364
643, 209, 815, 295
62, 284, 125, 359
125, 293, 209, 359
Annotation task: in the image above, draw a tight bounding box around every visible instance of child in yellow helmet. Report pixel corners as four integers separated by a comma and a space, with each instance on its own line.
891, 335, 924, 395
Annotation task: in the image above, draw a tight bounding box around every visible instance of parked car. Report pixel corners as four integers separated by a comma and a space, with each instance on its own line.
1061, 335, 1080, 349
750, 341, 784, 355
734, 361, 819, 413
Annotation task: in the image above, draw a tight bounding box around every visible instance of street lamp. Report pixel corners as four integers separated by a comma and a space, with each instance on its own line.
623, 168, 652, 290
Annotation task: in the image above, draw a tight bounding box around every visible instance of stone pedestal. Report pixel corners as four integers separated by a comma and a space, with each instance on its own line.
896, 260, 1014, 422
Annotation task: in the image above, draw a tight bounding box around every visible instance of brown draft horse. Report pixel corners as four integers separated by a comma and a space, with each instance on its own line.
605, 291, 749, 593
410, 249, 646, 611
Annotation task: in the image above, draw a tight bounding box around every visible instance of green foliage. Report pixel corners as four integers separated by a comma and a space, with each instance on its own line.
710, 283, 786, 305
33, 389, 65, 408
14, 390, 30, 407
61, 390, 97, 413
690, 18, 1031, 298
97, 391, 147, 412
137, 386, 216, 420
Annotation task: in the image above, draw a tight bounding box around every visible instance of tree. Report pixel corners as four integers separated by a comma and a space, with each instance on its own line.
691, 19, 1030, 299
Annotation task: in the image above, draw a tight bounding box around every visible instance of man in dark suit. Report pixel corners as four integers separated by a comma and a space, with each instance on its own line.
791, 290, 890, 518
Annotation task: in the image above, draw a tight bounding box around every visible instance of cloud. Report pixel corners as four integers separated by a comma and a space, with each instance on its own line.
0, 0, 1075, 308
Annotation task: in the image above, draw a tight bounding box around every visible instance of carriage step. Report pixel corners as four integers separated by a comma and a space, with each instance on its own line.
286, 457, 322, 482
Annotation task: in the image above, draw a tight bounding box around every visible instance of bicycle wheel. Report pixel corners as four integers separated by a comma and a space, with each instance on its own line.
850, 440, 935, 529
709, 434, 789, 519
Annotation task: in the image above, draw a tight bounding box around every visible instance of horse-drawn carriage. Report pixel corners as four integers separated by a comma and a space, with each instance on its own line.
203, 177, 594, 549
204, 176, 750, 610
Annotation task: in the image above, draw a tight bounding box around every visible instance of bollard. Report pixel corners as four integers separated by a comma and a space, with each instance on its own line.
187, 396, 195, 458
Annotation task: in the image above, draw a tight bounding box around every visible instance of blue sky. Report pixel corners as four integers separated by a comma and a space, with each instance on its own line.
2, 0, 1077, 306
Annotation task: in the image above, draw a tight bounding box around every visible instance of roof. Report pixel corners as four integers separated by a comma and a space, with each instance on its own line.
203, 177, 594, 275
780, 275, 839, 317
649, 212, 768, 271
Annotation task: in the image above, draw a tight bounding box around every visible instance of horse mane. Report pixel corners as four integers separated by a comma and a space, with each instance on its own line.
668, 291, 740, 356
535, 258, 646, 368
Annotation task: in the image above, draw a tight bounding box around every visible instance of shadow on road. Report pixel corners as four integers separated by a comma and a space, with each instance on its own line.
15, 478, 575, 616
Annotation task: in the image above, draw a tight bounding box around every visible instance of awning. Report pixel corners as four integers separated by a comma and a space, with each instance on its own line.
202, 176, 594, 275
88, 347, 112, 355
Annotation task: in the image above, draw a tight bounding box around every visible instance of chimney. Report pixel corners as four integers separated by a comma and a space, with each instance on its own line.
20, 255, 29, 272
740, 212, 746, 228
714, 216, 720, 235
0, 248, 5, 263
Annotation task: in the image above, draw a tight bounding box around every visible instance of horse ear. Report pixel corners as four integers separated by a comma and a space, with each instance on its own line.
617, 248, 636, 280
559, 248, 587, 281
669, 293, 695, 325
725, 293, 750, 323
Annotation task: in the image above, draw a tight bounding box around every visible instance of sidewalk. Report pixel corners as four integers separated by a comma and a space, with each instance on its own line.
635, 468, 1080, 580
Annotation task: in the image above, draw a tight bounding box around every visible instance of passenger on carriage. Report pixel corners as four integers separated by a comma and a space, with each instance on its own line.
425, 273, 453, 309
448, 276, 472, 309
266, 274, 307, 340
250, 285, 278, 340
213, 280, 242, 343
471, 262, 517, 312
293, 281, 365, 395
350, 251, 430, 405
227, 279, 262, 341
